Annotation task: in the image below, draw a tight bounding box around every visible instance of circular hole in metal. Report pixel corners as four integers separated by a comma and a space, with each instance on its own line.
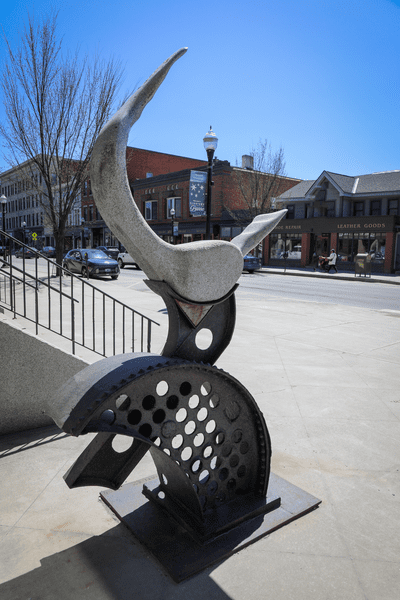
161, 473, 168, 486
115, 394, 130, 411
199, 469, 210, 484
227, 478, 237, 490
152, 409, 166, 424
156, 380, 168, 397
193, 432, 204, 447
200, 381, 212, 396
181, 446, 193, 461
188, 394, 200, 409
158, 491, 165, 500
180, 381, 192, 396
195, 328, 213, 350
209, 394, 220, 409
111, 435, 134, 453
197, 407, 208, 422
237, 465, 247, 478
210, 456, 221, 470
191, 459, 202, 473
222, 443, 232, 457
142, 395, 156, 410
163, 448, 171, 456
207, 481, 218, 495
215, 431, 225, 445
232, 429, 243, 443
166, 395, 179, 409
100, 410, 116, 425
175, 408, 187, 423
171, 434, 184, 449
240, 441, 250, 455
184, 420, 196, 435
161, 420, 176, 438
219, 468, 229, 481
127, 409, 142, 425
138, 423, 152, 438
203, 444, 213, 458
229, 454, 240, 468
224, 400, 240, 422
153, 437, 161, 446
205, 419, 216, 434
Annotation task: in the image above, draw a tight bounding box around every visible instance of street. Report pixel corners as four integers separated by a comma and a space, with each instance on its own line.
116, 265, 400, 312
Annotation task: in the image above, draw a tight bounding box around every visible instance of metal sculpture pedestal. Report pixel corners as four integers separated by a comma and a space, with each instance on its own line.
101, 473, 320, 582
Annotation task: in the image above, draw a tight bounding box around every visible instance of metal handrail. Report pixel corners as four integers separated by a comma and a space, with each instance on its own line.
0, 231, 159, 357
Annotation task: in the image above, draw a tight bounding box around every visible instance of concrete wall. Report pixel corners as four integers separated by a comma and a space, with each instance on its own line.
0, 318, 89, 435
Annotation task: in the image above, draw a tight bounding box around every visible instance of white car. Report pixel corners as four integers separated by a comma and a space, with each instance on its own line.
117, 251, 140, 269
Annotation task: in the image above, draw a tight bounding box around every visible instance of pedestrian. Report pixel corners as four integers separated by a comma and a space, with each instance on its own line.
311, 251, 319, 271
326, 248, 338, 273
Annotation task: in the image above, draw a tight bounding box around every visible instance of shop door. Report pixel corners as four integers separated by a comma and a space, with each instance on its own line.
315, 233, 330, 257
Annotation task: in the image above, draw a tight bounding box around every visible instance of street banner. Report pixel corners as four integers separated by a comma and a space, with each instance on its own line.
189, 171, 207, 216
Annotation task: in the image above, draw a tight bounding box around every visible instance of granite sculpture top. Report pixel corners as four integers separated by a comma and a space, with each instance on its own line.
90, 48, 287, 303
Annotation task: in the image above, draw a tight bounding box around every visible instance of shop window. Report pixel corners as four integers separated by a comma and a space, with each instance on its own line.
370, 200, 381, 216
167, 197, 181, 218
145, 200, 158, 221
286, 205, 295, 219
353, 201, 364, 216
269, 233, 302, 260
388, 199, 399, 215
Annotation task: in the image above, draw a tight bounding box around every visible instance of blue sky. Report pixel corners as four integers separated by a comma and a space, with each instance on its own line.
1, 0, 400, 181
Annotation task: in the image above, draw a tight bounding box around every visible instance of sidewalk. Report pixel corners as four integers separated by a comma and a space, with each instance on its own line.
259, 264, 400, 284
0, 276, 399, 599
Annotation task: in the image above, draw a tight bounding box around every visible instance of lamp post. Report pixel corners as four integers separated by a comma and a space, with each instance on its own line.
22, 221, 26, 246
0, 194, 7, 263
203, 126, 218, 240
170, 207, 175, 244
81, 217, 85, 249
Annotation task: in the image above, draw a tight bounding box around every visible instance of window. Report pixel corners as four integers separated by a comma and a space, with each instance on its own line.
167, 197, 181, 218
388, 199, 399, 215
146, 172, 153, 178
145, 200, 158, 221
353, 201, 364, 216
286, 205, 295, 219
370, 200, 381, 216
326, 201, 335, 217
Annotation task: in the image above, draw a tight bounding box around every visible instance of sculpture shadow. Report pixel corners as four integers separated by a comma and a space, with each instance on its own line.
0, 521, 235, 600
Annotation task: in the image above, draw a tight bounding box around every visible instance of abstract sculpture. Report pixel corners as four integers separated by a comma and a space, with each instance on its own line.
47, 49, 320, 582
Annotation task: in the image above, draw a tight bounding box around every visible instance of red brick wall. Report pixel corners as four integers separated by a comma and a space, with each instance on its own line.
125, 147, 206, 180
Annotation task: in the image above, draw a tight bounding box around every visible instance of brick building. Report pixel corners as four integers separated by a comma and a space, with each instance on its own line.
81, 147, 207, 248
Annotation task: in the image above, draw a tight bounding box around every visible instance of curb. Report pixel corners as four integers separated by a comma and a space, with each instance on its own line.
257, 268, 400, 285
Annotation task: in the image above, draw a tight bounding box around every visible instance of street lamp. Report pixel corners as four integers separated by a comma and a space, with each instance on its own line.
0, 194, 7, 263
203, 126, 218, 240
22, 221, 26, 246
170, 207, 175, 244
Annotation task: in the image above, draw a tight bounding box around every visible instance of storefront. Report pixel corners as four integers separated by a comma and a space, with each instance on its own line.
265, 215, 398, 273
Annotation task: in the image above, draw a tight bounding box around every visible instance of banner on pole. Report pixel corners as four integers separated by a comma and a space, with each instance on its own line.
189, 171, 207, 216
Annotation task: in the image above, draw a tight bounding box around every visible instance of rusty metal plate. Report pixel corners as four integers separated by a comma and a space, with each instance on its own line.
100, 473, 321, 583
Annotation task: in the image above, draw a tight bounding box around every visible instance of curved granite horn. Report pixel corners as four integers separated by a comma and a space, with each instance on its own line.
91, 48, 287, 303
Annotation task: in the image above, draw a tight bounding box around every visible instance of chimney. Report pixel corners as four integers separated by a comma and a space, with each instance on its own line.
242, 155, 254, 169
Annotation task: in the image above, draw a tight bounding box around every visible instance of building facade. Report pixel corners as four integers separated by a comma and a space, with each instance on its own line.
270, 170, 400, 273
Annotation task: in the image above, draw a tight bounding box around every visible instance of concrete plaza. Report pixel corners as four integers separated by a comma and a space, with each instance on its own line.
0, 271, 399, 599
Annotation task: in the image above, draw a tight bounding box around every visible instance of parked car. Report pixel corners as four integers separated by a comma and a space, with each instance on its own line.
15, 247, 38, 259
243, 254, 261, 273
96, 246, 120, 260
117, 251, 140, 269
41, 246, 56, 258
62, 249, 119, 280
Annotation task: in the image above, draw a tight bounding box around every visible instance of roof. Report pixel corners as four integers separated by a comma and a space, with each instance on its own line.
278, 169, 400, 200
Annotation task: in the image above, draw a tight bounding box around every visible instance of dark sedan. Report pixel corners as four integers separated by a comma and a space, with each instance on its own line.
62, 249, 120, 280
243, 254, 262, 273
15, 247, 38, 259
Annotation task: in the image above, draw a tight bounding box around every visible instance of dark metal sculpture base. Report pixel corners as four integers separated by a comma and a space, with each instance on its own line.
100, 473, 321, 582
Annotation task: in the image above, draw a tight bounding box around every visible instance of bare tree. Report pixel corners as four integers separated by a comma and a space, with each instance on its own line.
0, 13, 124, 267
224, 139, 287, 227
